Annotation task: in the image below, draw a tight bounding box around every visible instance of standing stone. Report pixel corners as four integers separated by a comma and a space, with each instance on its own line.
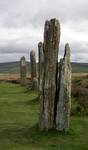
38, 42, 44, 92
39, 19, 60, 130
30, 50, 37, 90
20, 56, 27, 85
38, 42, 44, 126
56, 43, 71, 131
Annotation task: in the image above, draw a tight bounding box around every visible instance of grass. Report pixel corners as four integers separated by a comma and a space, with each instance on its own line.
0, 82, 88, 150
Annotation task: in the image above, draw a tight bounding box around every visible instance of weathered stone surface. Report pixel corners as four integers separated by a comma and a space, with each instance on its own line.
56, 43, 71, 131
38, 42, 44, 92
30, 50, 38, 90
38, 42, 44, 122
39, 18, 60, 130
20, 56, 27, 85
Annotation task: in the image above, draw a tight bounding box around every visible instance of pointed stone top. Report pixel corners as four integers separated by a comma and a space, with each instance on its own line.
64, 43, 70, 58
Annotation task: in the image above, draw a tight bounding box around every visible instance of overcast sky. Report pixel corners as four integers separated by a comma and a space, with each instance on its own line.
0, 0, 88, 62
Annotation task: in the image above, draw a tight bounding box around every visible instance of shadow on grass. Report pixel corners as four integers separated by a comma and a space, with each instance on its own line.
25, 97, 39, 105
0, 123, 76, 146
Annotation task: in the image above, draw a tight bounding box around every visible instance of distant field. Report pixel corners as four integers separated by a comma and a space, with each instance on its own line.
72, 73, 88, 77
0, 82, 88, 150
0, 73, 31, 82
0, 73, 20, 81
0, 62, 88, 74
0, 73, 87, 82
71, 63, 88, 73
0, 62, 30, 74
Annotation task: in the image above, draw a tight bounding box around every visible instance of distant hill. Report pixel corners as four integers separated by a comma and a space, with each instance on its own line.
71, 63, 88, 73
0, 62, 88, 74
0, 62, 30, 74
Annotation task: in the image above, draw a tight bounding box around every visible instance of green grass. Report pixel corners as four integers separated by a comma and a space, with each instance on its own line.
0, 82, 88, 150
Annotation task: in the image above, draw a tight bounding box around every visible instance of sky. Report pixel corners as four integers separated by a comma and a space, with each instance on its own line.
0, 0, 88, 63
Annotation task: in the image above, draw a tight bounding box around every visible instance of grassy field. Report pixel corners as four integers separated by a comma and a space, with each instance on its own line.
0, 82, 88, 150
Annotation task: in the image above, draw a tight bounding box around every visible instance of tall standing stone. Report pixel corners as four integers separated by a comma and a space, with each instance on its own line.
56, 43, 71, 131
30, 50, 37, 90
39, 19, 60, 130
20, 56, 27, 85
38, 42, 44, 92
38, 42, 44, 125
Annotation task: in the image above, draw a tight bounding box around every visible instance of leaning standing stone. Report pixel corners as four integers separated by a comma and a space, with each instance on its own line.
56, 43, 71, 131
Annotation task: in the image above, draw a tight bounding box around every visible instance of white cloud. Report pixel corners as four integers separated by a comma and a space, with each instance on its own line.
0, 0, 87, 62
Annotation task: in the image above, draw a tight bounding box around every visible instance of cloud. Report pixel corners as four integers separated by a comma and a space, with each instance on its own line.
0, 0, 87, 62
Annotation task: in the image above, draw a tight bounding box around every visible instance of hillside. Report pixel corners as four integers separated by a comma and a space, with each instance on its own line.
0, 62, 88, 74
